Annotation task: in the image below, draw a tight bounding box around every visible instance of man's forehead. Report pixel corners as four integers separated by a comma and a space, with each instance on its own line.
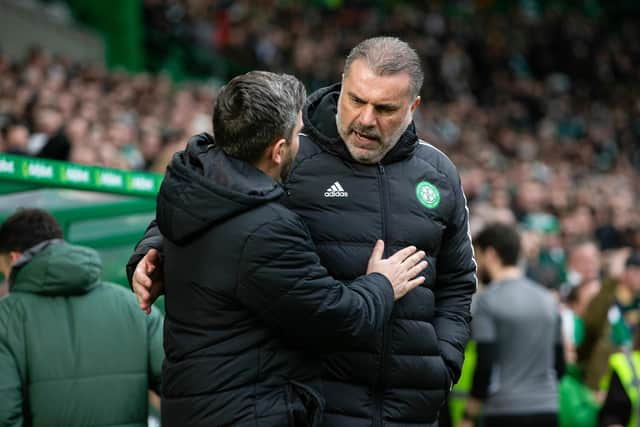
343, 60, 412, 104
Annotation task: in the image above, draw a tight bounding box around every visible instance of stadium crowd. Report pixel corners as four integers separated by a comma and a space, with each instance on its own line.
2, 1, 638, 267
1, 1, 639, 425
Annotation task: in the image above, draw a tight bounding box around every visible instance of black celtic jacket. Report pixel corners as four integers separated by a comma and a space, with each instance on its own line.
281, 83, 476, 426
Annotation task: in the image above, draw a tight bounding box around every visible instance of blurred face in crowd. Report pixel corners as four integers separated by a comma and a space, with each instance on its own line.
109, 121, 135, 148
36, 107, 63, 134
568, 242, 601, 283
70, 144, 99, 165
6, 125, 29, 151
516, 180, 546, 214
336, 59, 420, 164
66, 117, 89, 143
140, 129, 163, 163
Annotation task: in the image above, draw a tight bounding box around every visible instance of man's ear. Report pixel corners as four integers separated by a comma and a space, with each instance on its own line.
484, 247, 500, 266
410, 96, 421, 113
0, 251, 21, 279
9, 251, 21, 264
270, 138, 287, 166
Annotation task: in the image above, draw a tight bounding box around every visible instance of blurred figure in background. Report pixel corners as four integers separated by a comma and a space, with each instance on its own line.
561, 240, 604, 364
461, 222, 562, 427
562, 278, 602, 365
0, 209, 164, 426
599, 325, 640, 427
565, 240, 603, 288
28, 104, 70, 160
579, 252, 640, 392
0, 121, 30, 155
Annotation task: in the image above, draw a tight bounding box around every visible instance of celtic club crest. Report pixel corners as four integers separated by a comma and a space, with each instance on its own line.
416, 181, 440, 209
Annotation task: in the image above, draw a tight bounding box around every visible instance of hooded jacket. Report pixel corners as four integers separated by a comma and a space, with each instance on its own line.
154, 136, 395, 427
0, 240, 163, 427
280, 83, 476, 426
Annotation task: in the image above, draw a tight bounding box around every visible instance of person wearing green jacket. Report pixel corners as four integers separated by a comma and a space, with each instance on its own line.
0, 208, 164, 426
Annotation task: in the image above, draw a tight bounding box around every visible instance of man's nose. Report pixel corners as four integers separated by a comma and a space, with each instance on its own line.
358, 105, 376, 127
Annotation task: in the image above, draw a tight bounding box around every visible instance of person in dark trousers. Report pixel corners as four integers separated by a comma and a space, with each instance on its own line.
130, 37, 476, 426
0, 209, 164, 426
144, 70, 427, 427
460, 223, 564, 427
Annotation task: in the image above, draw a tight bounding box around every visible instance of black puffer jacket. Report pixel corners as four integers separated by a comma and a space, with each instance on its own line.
282, 84, 476, 426
154, 135, 395, 427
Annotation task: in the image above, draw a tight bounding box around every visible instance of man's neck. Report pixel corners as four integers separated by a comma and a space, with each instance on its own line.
491, 266, 522, 283
253, 159, 281, 182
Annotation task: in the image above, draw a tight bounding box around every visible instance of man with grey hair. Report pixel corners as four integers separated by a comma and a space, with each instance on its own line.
130, 38, 476, 426
335, 36, 424, 165
287, 36, 476, 426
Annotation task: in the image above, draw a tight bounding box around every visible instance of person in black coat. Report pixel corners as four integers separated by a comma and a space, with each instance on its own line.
130, 37, 476, 426
140, 70, 427, 427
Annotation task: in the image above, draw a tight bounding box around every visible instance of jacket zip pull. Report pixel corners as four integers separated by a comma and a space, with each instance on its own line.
378, 163, 385, 175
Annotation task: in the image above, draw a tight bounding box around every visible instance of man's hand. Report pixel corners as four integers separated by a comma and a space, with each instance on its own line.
132, 249, 165, 314
459, 397, 482, 427
367, 240, 427, 300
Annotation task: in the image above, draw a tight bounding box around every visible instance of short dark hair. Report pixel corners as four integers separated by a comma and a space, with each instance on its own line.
344, 36, 424, 99
474, 222, 521, 267
626, 252, 640, 268
213, 71, 306, 163
0, 209, 63, 253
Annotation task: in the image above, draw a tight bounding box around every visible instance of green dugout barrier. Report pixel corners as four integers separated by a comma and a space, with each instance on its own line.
0, 154, 163, 309
0, 154, 162, 197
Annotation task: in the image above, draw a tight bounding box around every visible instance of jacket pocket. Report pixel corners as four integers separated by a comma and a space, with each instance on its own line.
286, 380, 326, 427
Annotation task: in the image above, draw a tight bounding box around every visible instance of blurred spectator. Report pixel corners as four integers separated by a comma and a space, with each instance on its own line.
0, 209, 164, 425
462, 223, 562, 427
562, 279, 601, 364
579, 252, 640, 391
523, 213, 566, 290
29, 104, 70, 160
565, 239, 603, 289
557, 239, 604, 368
1, 121, 30, 155
0, 48, 207, 171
